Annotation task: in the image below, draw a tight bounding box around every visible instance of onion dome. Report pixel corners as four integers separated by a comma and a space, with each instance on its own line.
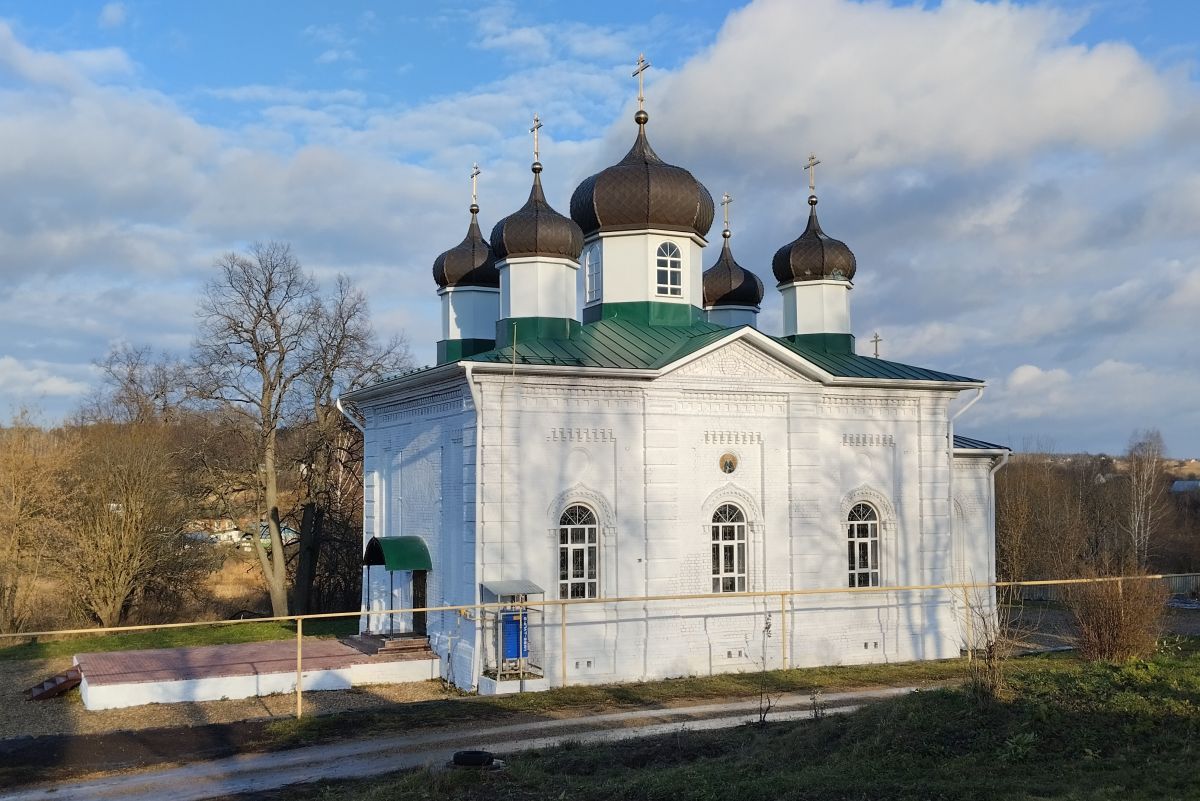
703, 229, 764, 308
771, 195, 857, 285
490, 162, 583, 262
570, 111, 715, 239
433, 204, 499, 288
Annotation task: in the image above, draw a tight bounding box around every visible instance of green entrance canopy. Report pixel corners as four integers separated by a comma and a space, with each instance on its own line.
363, 536, 432, 571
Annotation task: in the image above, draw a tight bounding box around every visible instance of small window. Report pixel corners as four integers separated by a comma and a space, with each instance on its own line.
584, 245, 602, 303
559, 505, 598, 599
711, 503, 747, 593
655, 242, 683, 297
847, 503, 880, 588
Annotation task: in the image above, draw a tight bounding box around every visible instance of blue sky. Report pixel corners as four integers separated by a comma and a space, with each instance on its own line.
0, 0, 1198, 457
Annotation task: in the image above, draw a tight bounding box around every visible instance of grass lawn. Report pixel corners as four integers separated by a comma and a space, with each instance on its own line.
258, 641, 1200, 801
0, 617, 358, 662
259, 656, 978, 750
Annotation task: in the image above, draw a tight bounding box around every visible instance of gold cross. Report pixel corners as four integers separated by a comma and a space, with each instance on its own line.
470, 163, 480, 206
871, 332, 882, 358
804, 153, 821, 194
530, 114, 542, 162
721, 192, 733, 231
632, 53, 651, 110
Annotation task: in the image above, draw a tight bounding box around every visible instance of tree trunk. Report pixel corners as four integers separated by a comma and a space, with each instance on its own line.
262, 428, 290, 617
293, 502, 324, 615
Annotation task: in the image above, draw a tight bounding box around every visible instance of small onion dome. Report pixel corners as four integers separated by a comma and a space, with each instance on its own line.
771, 195, 857, 285
490, 162, 584, 262
703, 230, 764, 308
433, 204, 499, 288
570, 110, 715, 239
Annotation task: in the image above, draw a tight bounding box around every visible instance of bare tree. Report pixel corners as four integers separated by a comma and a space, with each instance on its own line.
81, 344, 189, 425
0, 414, 76, 632
190, 242, 320, 616
293, 275, 411, 613
61, 423, 215, 628
1124, 429, 1167, 570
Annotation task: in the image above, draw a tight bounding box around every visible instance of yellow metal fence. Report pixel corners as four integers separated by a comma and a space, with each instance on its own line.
1, 573, 1193, 719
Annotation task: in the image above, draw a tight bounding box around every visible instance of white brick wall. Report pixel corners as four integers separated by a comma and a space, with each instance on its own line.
357, 341, 999, 690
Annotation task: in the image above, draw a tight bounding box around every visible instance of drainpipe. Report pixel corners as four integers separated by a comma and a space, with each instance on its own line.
338, 395, 369, 633
464, 363, 485, 691
947, 386, 983, 641
987, 449, 1010, 611
336, 396, 365, 433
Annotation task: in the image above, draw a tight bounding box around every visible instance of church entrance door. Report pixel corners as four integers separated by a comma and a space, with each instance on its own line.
412, 571, 428, 635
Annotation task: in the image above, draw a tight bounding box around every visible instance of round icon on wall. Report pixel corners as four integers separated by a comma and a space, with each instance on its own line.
719, 453, 738, 474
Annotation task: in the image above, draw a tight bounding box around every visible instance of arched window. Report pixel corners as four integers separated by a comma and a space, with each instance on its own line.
559, 505, 598, 599
711, 503, 747, 593
655, 242, 683, 297
847, 503, 879, 587
584, 244, 602, 303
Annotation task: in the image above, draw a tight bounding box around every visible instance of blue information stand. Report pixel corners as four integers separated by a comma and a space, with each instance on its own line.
502, 610, 529, 660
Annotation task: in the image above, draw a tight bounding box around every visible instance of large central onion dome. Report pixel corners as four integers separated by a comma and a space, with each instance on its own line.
703, 229, 764, 308
433, 203, 498, 288
772, 195, 857, 285
570, 111, 715, 239
491, 162, 584, 261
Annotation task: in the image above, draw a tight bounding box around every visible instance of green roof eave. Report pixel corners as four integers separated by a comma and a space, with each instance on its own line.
363, 536, 432, 571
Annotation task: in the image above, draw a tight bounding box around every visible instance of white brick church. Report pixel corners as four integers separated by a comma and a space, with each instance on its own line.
340, 97, 1007, 693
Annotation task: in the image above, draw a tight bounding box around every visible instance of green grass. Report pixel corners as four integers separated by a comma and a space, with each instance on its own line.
259, 656, 975, 750
256, 644, 1200, 801
0, 618, 358, 661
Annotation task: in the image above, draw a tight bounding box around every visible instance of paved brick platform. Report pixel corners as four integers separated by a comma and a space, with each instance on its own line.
69, 637, 442, 709
75, 639, 387, 686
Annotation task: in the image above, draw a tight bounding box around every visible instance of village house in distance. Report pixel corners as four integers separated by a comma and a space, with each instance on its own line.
339, 59, 1008, 694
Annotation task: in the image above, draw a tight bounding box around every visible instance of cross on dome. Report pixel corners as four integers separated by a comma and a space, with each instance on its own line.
530, 114, 542, 163
721, 192, 733, 237
632, 53, 651, 111
470, 163, 480, 208
804, 153, 821, 197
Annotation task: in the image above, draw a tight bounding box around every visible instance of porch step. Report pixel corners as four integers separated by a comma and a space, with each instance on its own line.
25, 668, 82, 701
342, 634, 436, 661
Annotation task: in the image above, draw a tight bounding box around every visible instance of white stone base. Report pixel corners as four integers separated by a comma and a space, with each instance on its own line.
77, 657, 440, 711
477, 674, 549, 695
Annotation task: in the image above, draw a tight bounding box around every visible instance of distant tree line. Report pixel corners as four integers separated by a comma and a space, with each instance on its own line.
0, 242, 410, 632
996, 429, 1192, 582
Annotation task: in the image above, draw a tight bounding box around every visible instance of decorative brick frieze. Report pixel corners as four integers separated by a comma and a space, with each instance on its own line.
841, 433, 896, 447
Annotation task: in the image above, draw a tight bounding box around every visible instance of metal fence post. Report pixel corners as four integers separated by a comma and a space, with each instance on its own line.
295, 616, 303, 719
780, 593, 788, 669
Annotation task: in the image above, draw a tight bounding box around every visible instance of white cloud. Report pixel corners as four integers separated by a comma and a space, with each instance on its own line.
0, 356, 90, 399
655, 0, 1170, 173
315, 48, 357, 65
98, 2, 127, 29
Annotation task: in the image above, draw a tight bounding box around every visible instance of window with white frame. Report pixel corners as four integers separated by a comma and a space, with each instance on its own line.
584, 244, 602, 303
655, 242, 683, 297
847, 503, 880, 587
711, 503, 747, 593
559, 505, 598, 599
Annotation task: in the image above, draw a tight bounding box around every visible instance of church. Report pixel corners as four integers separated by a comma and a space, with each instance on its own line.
340, 68, 1007, 694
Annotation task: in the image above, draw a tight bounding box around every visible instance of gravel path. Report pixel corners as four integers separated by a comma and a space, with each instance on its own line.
0, 687, 912, 801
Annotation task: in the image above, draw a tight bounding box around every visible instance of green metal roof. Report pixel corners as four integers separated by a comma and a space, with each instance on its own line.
363, 536, 432, 571
464, 317, 979, 383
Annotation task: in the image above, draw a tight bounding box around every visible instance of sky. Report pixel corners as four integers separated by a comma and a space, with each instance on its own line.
0, 0, 1197, 456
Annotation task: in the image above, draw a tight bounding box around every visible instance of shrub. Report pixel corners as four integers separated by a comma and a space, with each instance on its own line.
1063, 575, 1167, 662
